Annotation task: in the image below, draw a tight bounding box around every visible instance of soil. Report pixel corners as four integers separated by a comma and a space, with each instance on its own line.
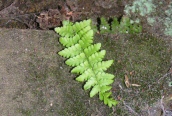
0, 0, 125, 29
0, 0, 172, 116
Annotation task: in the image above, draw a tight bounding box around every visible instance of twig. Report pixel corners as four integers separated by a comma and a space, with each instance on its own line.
158, 72, 172, 83
160, 96, 166, 116
123, 101, 139, 116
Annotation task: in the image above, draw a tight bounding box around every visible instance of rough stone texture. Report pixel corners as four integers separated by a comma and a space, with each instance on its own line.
0, 28, 110, 116
0, 28, 171, 116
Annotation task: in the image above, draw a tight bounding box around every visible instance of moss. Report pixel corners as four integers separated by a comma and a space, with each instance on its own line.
124, 0, 156, 16
164, 2, 172, 36
96, 33, 171, 115
124, 0, 172, 37
124, 0, 157, 27
147, 17, 155, 26
19, 109, 32, 116
58, 87, 88, 115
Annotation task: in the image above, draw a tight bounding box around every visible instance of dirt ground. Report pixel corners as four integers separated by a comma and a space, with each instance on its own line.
0, 0, 125, 29
0, 0, 172, 116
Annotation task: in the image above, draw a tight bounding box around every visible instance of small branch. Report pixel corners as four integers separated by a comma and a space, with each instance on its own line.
123, 101, 139, 116
158, 72, 172, 83
160, 96, 166, 116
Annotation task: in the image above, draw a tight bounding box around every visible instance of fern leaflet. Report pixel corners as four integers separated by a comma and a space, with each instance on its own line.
55, 19, 118, 107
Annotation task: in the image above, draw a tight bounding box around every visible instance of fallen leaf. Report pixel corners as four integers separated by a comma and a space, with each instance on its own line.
125, 75, 130, 88
131, 84, 141, 87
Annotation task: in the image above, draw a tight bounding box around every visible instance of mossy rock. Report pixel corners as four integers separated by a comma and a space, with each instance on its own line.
95, 33, 171, 115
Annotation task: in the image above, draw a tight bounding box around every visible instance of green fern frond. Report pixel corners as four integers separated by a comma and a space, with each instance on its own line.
73, 20, 91, 33
97, 72, 114, 80
90, 85, 100, 97
55, 21, 73, 37
84, 43, 101, 56
100, 17, 111, 34
111, 18, 120, 32
59, 34, 80, 47
78, 30, 94, 48
93, 60, 113, 73
100, 86, 112, 93
88, 50, 106, 64
71, 61, 89, 74
76, 68, 93, 82
55, 19, 118, 108
66, 53, 86, 67
99, 16, 142, 34
84, 77, 97, 90
58, 44, 82, 58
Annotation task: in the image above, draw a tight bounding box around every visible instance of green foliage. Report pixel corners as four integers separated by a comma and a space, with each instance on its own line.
100, 17, 111, 34
100, 17, 142, 34
55, 19, 118, 107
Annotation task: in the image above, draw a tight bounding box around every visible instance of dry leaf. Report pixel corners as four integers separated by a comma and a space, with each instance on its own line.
131, 84, 141, 87
125, 75, 130, 88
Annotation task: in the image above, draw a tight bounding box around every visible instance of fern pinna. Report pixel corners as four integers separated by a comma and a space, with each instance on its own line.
55, 19, 118, 107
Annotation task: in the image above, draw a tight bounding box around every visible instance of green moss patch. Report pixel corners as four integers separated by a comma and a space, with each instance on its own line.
95, 33, 171, 115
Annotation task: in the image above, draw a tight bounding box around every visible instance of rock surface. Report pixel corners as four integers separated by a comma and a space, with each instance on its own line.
0, 28, 110, 116
0, 28, 171, 116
